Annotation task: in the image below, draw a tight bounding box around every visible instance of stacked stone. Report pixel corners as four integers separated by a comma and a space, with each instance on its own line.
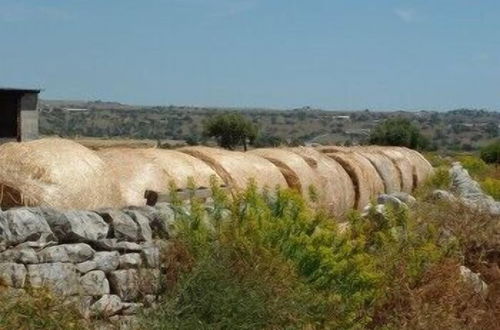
0, 203, 176, 323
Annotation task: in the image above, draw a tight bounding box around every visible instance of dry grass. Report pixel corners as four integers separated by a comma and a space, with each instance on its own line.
73, 137, 158, 150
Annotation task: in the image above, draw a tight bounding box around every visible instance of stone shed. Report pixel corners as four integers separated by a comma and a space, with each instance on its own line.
0, 87, 41, 142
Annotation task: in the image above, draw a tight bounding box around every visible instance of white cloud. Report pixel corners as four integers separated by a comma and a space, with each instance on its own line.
394, 8, 417, 23
0, 3, 71, 23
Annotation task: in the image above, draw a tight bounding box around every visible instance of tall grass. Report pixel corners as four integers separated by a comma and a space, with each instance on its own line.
142, 176, 499, 329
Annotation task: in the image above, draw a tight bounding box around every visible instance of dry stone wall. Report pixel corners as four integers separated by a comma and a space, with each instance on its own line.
0, 203, 177, 324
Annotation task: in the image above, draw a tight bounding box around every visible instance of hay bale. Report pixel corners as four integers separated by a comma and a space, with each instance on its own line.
136, 149, 222, 189
97, 148, 169, 207
0, 138, 122, 210
371, 148, 415, 193
249, 148, 322, 200
320, 150, 385, 210
290, 147, 355, 217
179, 146, 287, 192
351, 147, 402, 194
396, 147, 434, 187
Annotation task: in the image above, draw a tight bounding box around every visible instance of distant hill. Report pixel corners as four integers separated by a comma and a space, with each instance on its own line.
39, 100, 500, 151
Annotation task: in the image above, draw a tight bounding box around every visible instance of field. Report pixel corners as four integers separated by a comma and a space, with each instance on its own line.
40, 100, 499, 151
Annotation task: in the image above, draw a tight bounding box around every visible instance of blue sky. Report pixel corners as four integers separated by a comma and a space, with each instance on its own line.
0, 0, 499, 111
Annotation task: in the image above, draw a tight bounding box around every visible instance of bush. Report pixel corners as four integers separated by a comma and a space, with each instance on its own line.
0, 287, 87, 329
457, 155, 488, 177
369, 117, 430, 150
143, 184, 379, 329
143, 179, 500, 329
481, 178, 500, 200
480, 139, 500, 165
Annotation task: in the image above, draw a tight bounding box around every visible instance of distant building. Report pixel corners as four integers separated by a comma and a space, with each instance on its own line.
333, 115, 350, 120
62, 108, 89, 112
0, 87, 41, 142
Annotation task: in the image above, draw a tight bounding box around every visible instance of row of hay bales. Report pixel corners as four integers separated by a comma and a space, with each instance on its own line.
0, 138, 433, 217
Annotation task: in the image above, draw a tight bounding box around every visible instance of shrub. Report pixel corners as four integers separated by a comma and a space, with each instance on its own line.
481, 177, 500, 200
480, 139, 500, 165
369, 117, 429, 150
457, 155, 488, 177
144, 184, 379, 329
144, 181, 500, 329
0, 287, 87, 329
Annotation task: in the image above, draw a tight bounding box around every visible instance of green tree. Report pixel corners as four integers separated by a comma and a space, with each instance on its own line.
203, 113, 258, 151
484, 122, 499, 138
369, 117, 429, 150
480, 139, 500, 165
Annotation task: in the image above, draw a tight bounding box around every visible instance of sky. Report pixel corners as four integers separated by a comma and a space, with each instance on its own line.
0, 0, 499, 111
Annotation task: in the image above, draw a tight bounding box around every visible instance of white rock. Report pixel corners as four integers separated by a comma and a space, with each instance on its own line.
459, 265, 488, 296
27, 263, 80, 295
93, 251, 120, 273
108, 269, 140, 301
119, 253, 142, 269
76, 260, 97, 273
91, 294, 123, 317
80, 270, 110, 296
46, 211, 109, 242
141, 244, 160, 268
0, 247, 38, 264
0, 209, 53, 246
98, 210, 139, 242
123, 210, 152, 242
37, 243, 95, 263
93, 239, 143, 252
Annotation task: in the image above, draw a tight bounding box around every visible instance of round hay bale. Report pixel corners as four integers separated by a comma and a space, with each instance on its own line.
290, 147, 355, 217
321, 150, 385, 210
249, 148, 322, 201
97, 148, 169, 207
371, 148, 414, 193
351, 147, 402, 194
396, 147, 434, 187
0, 138, 122, 210
137, 149, 223, 189
179, 146, 287, 193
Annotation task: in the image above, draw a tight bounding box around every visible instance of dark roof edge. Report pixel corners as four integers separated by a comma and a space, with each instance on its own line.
0, 87, 42, 93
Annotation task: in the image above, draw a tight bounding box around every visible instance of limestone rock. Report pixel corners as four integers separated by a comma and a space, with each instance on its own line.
38, 243, 95, 263
389, 192, 417, 206
0, 209, 53, 246
98, 210, 139, 242
119, 253, 142, 269
80, 270, 110, 296
0, 262, 27, 288
46, 211, 109, 243
0, 247, 38, 264
432, 189, 457, 203
93, 239, 143, 252
91, 294, 123, 317
93, 251, 120, 273
459, 265, 488, 296
141, 244, 160, 268
123, 210, 152, 242
377, 194, 406, 209
27, 263, 80, 295
450, 162, 500, 215
108, 269, 140, 301
15, 233, 57, 249
76, 260, 97, 273
151, 204, 177, 239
